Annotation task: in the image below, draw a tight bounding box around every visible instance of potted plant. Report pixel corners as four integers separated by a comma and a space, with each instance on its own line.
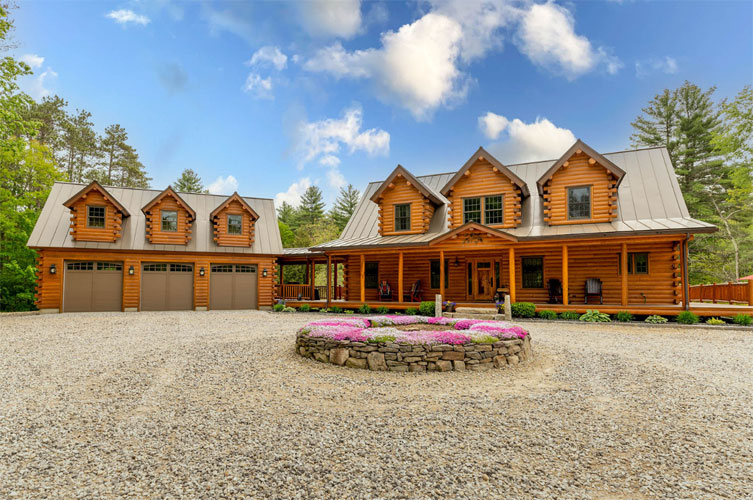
496, 301, 504, 314
443, 301, 456, 312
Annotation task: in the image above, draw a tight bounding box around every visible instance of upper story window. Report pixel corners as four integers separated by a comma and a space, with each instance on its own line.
394, 203, 411, 231
463, 198, 481, 223
227, 214, 243, 235
463, 196, 504, 225
484, 195, 503, 224
86, 205, 105, 228
161, 210, 178, 232
567, 186, 591, 220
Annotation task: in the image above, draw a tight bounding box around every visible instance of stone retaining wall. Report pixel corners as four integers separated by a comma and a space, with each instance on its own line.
296, 333, 532, 372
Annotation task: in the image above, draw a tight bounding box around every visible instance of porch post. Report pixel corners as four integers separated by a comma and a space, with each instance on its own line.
360, 254, 365, 303
508, 247, 516, 303
309, 259, 315, 300
682, 235, 690, 311
439, 250, 445, 300
333, 261, 338, 300
562, 245, 569, 306
326, 255, 331, 308
398, 251, 404, 303
621, 242, 628, 306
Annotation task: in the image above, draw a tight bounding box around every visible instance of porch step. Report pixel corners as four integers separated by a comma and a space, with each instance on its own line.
446, 311, 507, 321
455, 307, 497, 315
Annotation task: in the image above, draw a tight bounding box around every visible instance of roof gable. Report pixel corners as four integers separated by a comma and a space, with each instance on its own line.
210, 192, 260, 220
536, 139, 626, 196
63, 180, 130, 216
141, 186, 196, 218
429, 222, 517, 245
369, 165, 444, 206
440, 147, 529, 198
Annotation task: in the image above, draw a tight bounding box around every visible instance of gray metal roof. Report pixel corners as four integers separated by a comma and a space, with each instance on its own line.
28, 182, 283, 254
315, 146, 716, 250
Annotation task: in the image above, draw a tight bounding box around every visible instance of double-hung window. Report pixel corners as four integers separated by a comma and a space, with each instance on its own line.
463, 195, 504, 225
161, 210, 178, 232
227, 214, 243, 235
365, 262, 379, 289
484, 195, 503, 224
619, 252, 649, 275
567, 186, 591, 220
394, 203, 411, 232
430, 259, 450, 289
521, 257, 544, 288
463, 198, 482, 223
86, 206, 105, 228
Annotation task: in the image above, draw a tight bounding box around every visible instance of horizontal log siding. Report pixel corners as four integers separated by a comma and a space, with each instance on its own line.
378, 180, 433, 235
144, 195, 193, 245
543, 152, 617, 225
34, 248, 277, 311
68, 190, 123, 242
447, 159, 521, 229
212, 199, 255, 247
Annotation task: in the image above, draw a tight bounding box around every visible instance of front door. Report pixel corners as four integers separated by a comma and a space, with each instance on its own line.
475, 262, 494, 301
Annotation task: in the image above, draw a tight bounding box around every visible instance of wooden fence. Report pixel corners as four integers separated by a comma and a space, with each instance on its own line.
275, 284, 344, 301
689, 281, 753, 305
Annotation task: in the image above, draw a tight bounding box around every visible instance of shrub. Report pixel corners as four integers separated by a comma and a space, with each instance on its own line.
418, 301, 436, 316
344, 310, 354, 315
272, 303, 285, 312
615, 311, 634, 322
537, 310, 557, 320
358, 303, 372, 314
406, 307, 418, 315
331, 306, 343, 314
645, 315, 668, 324
706, 317, 725, 325
368, 335, 396, 343
676, 311, 699, 325
559, 311, 580, 321
511, 302, 536, 318
375, 306, 389, 314
282, 306, 296, 313
471, 335, 498, 344
319, 308, 329, 313
733, 314, 752, 326
298, 304, 311, 313
579, 310, 611, 322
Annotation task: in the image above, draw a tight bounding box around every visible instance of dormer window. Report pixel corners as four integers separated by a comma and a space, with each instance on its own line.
87, 206, 105, 228
567, 186, 591, 220
394, 204, 411, 232
161, 210, 178, 231
227, 214, 243, 235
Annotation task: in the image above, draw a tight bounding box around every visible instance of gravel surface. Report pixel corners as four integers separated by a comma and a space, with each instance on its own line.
1, 311, 751, 499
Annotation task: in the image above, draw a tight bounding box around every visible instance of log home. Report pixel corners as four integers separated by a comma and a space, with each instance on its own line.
279, 140, 720, 314
28, 181, 281, 313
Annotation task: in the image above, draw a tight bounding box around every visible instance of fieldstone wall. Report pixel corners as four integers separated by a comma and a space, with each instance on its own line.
296, 332, 532, 372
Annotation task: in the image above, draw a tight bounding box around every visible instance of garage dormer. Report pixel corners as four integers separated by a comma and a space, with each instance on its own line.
210, 192, 259, 247
141, 186, 195, 244
370, 165, 443, 236
63, 180, 130, 242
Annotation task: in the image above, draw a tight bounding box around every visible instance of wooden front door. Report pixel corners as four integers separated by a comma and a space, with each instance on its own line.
475, 262, 494, 301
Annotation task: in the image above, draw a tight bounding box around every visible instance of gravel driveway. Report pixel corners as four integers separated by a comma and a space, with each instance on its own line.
1, 311, 751, 499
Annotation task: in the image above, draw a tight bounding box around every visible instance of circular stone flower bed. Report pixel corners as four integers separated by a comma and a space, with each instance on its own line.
295, 316, 532, 372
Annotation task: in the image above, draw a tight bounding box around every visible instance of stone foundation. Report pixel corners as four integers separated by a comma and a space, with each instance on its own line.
296, 332, 532, 372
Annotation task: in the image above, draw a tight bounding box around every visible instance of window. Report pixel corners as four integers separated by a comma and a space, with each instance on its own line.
170, 264, 193, 272
87, 206, 105, 228
67, 261, 93, 270
521, 257, 544, 288
619, 252, 649, 275
211, 264, 233, 273
227, 214, 243, 235
463, 198, 481, 223
484, 195, 504, 224
365, 262, 379, 289
430, 259, 450, 289
236, 265, 255, 273
97, 262, 122, 271
143, 263, 167, 272
394, 203, 411, 232
161, 210, 178, 232
567, 186, 591, 220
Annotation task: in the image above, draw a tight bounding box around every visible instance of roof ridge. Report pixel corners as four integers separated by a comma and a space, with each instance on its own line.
52, 181, 274, 201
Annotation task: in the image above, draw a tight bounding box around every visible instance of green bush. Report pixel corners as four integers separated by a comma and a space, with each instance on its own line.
511, 302, 536, 318
375, 306, 389, 314
368, 335, 396, 343
272, 303, 285, 312
733, 314, 752, 326
418, 301, 436, 316
579, 310, 611, 322
559, 311, 580, 321
319, 308, 329, 313
676, 311, 699, 325
615, 311, 634, 322
706, 317, 725, 325
406, 307, 418, 315
331, 306, 343, 314
344, 310, 354, 315
537, 310, 557, 320
645, 315, 668, 324
282, 306, 296, 313
471, 335, 498, 344
298, 304, 311, 313
358, 303, 372, 314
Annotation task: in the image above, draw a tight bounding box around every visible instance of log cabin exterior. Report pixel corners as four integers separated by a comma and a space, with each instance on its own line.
28, 182, 282, 313
280, 140, 721, 314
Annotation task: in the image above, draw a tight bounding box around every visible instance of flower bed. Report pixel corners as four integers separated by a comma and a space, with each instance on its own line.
296, 316, 532, 372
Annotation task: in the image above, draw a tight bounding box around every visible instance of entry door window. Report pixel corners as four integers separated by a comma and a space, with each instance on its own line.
161, 210, 178, 231
476, 262, 493, 298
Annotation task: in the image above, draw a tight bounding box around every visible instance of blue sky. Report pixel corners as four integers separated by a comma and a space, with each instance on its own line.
14, 1, 752, 208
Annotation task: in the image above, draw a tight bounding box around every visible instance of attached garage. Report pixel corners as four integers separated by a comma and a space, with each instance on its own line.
140, 263, 194, 311
63, 261, 123, 312
210, 264, 258, 310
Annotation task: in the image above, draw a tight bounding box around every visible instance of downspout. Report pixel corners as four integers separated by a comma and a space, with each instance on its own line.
683, 233, 690, 311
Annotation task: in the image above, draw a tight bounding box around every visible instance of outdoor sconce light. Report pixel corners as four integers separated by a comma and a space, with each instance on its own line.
262, 268, 268, 278
49, 264, 57, 275
454, 257, 460, 267
128, 266, 135, 275
199, 267, 205, 277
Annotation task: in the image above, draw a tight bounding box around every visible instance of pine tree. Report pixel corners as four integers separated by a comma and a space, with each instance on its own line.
60, 109, 98, 183
174, 169, 207, 193
276, 201, 297, 228
330, 184, 360, 231
630, 89, 679, 162
99, 124, 128, 185
115, 144, 151, 188
296, 186, 325, 227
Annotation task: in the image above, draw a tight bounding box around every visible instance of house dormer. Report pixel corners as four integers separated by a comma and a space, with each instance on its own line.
440, 147, 529, 230
537, 140, 625, 226
63, 181, 130, 242
141, 186, 195, 244
370, 165, 443, 236
210, 192, 259, 247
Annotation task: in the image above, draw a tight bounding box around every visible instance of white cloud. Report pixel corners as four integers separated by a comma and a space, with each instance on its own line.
298, 0, 362, 39
478, 111, 510, 140
20, 54, 44, 69
484, 114, 576, 164
207, 175, 239, 195
21, 67, 58, 100
326, 167, 347, 190
275, 177, 311, 208
635, 56, 678, 79
247, 46, 287, 70
106, 9, 150, 26
515, 1, 620, 79
242, 73, 273, 99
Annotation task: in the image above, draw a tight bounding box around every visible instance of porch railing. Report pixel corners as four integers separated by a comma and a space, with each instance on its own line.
275, 284, 343, 300
689, 281, 753, 305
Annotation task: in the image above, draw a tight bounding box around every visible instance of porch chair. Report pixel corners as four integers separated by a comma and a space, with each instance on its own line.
378, 280, 393, 301
403, 280, 424, 302
584, 278, 603, 304
548, 278, 563, 304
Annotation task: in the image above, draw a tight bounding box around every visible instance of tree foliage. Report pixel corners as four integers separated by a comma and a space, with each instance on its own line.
174, 168, 208, 193
330, 184, 360, 231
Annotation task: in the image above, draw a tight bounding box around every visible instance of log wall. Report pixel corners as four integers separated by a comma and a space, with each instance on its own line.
377, 179, 434, 235
144, 195, 194, 244
68, 190, 124, 242
212, 199, 256, 247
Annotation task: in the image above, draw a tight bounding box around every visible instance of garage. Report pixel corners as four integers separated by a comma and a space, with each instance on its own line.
140, 263, 194, 311
63, 261, 123, 312
210, 264, 258, 310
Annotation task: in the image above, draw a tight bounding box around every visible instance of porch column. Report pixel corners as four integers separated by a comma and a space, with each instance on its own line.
682, 235, 690, 311
326, 255, 331, 308
333, 261, 338, 300
398, 252, 404, 303
562, 245, 569, 306
309, 260, 315, 300
439, 250, 445, 300
508, 247, 516, 303
621, 243, 628, 306
360, 254, 365, 303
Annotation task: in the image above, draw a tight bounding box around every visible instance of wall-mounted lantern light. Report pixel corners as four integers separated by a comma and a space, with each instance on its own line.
262, 268, 268, 278
128, 265, 135, 275
453, 257, 460, 267
199, 267, 205, 277
49, 264, 57, 275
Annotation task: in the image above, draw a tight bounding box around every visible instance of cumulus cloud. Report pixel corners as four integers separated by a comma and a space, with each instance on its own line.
275, 177, 311, 208
247, 46, 288, 70
242, 73, 273, 99
21, 67, 58, 100
20, 54, 44, 68
106, 9, 150, 26
243, 46, 287, 99
207, 175, 239, 195
483, 114, 576, 164
298, 0, 362, 39
635, 56, 678, 78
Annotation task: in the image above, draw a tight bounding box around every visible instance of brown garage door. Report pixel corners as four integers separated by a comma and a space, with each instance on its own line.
210, 264, 258, 310
141, 263, 194, 311
63, 261, 123, 312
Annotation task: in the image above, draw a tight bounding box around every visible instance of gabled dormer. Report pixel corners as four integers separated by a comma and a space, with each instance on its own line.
440, 147, 529, 230
63, 181, 130, 242
141, 186, 195, 245
210, 192, 259, 247
537, 140, 625, 226
370, 165, 443, 236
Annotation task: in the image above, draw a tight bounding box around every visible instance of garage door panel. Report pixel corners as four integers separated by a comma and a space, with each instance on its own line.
167, 264, 194, 310
210, 266, 233, 310
141, 263, 193, 311
63, 261, 122, 312
210, 264, 257, 310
